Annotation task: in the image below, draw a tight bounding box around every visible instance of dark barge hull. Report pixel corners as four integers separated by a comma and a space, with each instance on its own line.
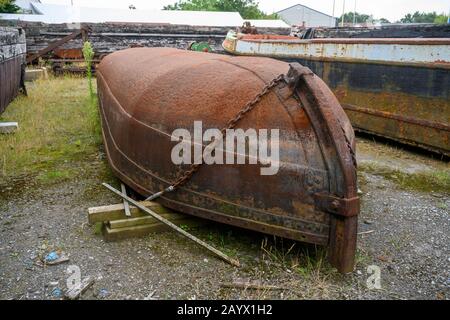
283, 58, 450, 155
223, 35, 450, 156
97, 48, 359, 273
0, 27, 26, 115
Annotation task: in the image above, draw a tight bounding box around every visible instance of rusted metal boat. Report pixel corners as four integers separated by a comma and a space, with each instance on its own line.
223, 31, 450, 156
0, 27, 26, 114
97, 47, 359, 273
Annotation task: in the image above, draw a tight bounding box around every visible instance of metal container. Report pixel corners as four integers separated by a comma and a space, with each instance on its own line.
97, 47, 359, 273
223, 32, 450, 156
0, 27, 26, 115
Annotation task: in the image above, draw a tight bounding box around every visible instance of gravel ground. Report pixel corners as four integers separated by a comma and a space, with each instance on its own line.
0, 137, 448, 300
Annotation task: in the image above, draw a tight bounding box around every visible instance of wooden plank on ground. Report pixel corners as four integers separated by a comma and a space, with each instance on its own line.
102, 218, 207, 242
108, 213, 187, 229
87, 201, 172, 224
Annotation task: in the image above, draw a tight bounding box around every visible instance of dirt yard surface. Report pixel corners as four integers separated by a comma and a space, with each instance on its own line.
0, 78, 448, 300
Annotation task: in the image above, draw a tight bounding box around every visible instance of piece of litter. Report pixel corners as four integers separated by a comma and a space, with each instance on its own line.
99, 289, 108, 298
51, 288, 62, 298
45, 251, 59, 262
358, 230, 375, 235
39, 252, 70, 266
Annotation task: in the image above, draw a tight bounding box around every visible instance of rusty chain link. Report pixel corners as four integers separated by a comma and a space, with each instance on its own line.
146, 74, 285, 200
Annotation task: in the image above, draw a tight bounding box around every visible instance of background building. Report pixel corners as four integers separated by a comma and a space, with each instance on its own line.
1, 1, 290, 28
277, 3, 337, 27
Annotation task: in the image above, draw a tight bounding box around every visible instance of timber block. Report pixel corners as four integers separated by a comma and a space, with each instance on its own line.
88, 200, 172, 224
88, 200, 208, 241
102, 217, 207, 242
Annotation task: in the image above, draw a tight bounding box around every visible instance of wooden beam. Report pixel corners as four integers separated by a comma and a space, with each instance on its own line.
87, 201, 171, 224
103, 218, 207, 242
108, 213, 187, 229
26, 28, 87, 64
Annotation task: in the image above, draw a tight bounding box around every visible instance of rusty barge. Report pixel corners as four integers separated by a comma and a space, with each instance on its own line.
97, 48, 359, 273
223, 31, 450, 156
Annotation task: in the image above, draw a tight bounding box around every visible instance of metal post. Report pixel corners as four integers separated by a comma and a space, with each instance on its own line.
332, 0, 336, 27
353, 0, 357, 26
341, 0, 346, 27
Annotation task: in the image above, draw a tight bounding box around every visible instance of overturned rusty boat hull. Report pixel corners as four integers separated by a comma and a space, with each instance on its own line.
223, 32, 450, 156
97, 48, 359, 273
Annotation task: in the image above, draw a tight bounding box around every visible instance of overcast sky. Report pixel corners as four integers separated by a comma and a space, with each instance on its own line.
42, 0, 450, 22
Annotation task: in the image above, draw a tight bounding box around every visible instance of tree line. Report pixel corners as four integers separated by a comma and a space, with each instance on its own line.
339, 10, 448, 24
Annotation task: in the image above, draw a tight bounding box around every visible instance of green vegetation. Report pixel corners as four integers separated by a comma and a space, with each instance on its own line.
164, 0, 278, 19
338, 12, 390, 24
399, 11, 449, 24
0, 0, 19, 13
82, 41, 95, 99
359, 162, 450, 194
0, 76, 104, 186
259, 237, 333, 278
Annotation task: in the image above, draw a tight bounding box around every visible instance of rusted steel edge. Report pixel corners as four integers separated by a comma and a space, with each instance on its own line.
240, 37, 450, 46
353, 127, 450, 158
289, 63, 358, 273
343, 104, 450, 132
223, 45, 450, 70
102, 183, 241, 267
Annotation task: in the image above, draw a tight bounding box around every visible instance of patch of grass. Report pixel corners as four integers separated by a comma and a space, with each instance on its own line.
359, 162, 450, 194
259, 236, 334, 279
36, 168, 74, 184
436, 202, 447, 210
0, 76, 104, 186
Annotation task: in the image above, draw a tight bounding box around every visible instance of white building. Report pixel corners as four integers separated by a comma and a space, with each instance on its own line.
1, 1, 289, 28
277, 4, 337, 27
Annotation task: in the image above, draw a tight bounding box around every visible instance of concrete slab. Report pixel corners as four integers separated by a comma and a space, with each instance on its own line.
25, 67, 48, 81
0, 122, 18, 133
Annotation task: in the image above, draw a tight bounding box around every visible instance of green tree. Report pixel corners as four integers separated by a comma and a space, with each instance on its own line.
434, 14, 449, 25
164, 0, 276, 19
0, 0, 20, 13
379, 18, 391, 24
338, 12, 372, 24
399, 11, 448, 23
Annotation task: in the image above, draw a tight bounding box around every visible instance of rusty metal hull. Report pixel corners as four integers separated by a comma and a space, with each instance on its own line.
0, 27, 26, 115
97, 48, 359, 273
223, 33, 450, 156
